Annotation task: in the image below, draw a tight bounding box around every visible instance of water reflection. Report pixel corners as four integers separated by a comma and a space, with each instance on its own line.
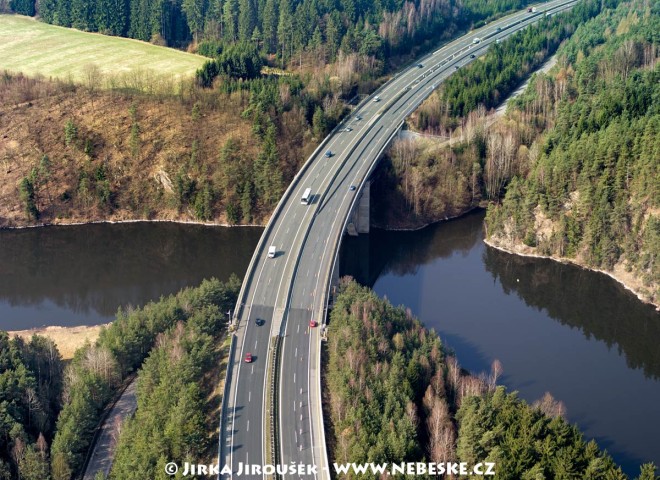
483, 247, 660, 380
0, 223, 261, 329
340, 209, 660, 475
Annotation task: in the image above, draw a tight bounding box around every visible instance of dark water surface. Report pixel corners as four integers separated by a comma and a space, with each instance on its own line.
0, 222, 261, 330
1, 213, 658, 474
340, 210, 660, 476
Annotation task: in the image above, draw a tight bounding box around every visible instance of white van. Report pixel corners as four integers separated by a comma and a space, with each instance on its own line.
268, 246, 276, 258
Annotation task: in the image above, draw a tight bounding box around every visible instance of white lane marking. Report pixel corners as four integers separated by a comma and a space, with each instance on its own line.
249, 391, 251, 402
294, 373, 296, 383
295, 347, 298, 356
251, 365, 254, 374
247, 420, 250, 432
255, 340, 258, 349
260, 6, 556, 472
297, 324, 300, 333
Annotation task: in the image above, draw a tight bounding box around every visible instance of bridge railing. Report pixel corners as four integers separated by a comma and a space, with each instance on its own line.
217, 334, 236, 477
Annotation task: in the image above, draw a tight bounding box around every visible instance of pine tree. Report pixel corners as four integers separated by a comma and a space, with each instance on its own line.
222, 0, 238, 43
182, 0, 207, 43
261, 0, 277, 53
277, 0, 293, 62
238, 0, 255, 43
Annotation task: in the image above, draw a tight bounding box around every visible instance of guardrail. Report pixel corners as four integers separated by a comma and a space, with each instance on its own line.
226, 0, 580, 475
217, 334, 237, 478
266, 335, 282, 479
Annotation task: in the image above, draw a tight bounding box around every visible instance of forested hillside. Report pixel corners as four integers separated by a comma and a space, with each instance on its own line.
0, 333, 63, 479
0, 278, 238, 480
325, 279, 657, 479
4, 0, 535, 70
110, 302, 229, 478
0, 71, 314, 227
485, 0, 660, 305
49, 277, 238, 479
371, 0, 613, 229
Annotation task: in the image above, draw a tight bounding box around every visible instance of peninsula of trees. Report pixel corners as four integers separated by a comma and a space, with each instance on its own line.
325, 279, 658, 479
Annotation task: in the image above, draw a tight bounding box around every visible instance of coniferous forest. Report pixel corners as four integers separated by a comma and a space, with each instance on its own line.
326, 279, 658, 479
485, 0, 659, 303
7, 0, 534, 62
0, 278, 239, 479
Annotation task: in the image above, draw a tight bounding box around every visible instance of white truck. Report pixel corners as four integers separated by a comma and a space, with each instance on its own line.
268, 246, 276, 258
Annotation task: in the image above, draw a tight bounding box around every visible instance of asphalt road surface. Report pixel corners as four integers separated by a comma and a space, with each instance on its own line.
219, 2, 578, 478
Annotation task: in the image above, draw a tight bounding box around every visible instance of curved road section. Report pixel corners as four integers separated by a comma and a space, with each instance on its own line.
219, 1, 577, 478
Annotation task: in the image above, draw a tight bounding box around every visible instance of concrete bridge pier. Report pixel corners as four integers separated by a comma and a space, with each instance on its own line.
346, 180, 370, 236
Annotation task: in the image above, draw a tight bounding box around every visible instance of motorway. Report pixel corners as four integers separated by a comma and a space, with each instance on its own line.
219, 1, 578, 478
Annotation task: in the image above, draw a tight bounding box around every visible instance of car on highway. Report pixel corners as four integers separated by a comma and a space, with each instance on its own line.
356, 114, 362, 120
470, 54, 475, 58
373, 96, 381, 102
245, 352, 253, 363
349, 185, 356, 191
268, 245, 276, 258
454, 65, 460, 70
325, 150, 333, 158
309, 320, 318, 328
417, 63, 423, 68
496, 27, 502, 32
344, 127, 352, 132
256, 318, 265, 326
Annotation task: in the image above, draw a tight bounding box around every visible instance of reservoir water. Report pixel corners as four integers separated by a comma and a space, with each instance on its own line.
0, 223, 261, 330
1, 212, 658, 474
340, 210, 660, 476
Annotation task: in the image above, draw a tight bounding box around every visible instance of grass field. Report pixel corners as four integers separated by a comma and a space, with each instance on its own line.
9, 324, 107, 360
0, 14, 207, 82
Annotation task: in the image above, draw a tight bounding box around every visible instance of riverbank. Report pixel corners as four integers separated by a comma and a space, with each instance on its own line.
8, 324, 108, 359
484, 236, 660, 311
0, 216, 266, 230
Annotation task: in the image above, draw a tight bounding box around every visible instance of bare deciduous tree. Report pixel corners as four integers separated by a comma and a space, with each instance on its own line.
532, 392, 566, 419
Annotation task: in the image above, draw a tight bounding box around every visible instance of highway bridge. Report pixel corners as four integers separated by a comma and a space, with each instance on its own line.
219, 1, 578, 478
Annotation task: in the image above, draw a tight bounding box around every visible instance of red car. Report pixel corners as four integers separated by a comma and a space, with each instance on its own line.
245, 352, 253, 363
309, 320, 318, 328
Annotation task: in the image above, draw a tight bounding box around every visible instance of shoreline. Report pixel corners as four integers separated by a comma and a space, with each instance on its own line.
373, 206, 484, 232
483, 238, 660, 312
0, 217, 267, 230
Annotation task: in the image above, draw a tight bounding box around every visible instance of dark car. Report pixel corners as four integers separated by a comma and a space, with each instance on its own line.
256, 318, 265, 326
417, 63, 423, 68
454, 65, 460, 70
470, 54, 475, 58
349, 185, 356, 191
325, 150, 333, 158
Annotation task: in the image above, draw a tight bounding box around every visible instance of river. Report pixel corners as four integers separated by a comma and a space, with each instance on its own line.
1, 213, 658, 474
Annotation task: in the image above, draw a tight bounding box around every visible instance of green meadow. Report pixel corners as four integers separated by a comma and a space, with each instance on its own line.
0, 15, 206, 82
